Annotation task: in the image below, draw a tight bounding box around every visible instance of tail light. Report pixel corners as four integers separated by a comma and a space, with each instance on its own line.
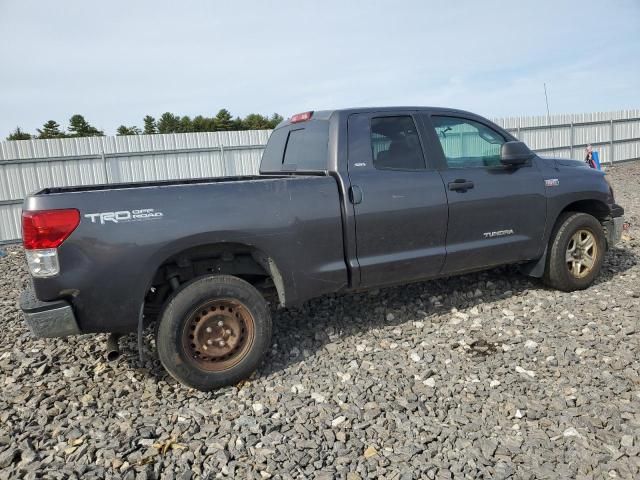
22, 209, 80, 277
290, 111, 313, 123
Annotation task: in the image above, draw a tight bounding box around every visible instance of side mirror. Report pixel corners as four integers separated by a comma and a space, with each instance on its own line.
501, 141, 534, 166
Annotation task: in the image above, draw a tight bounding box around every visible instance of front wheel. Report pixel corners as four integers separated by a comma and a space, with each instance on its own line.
543, 212, 606, 291
156, 275, 272, 391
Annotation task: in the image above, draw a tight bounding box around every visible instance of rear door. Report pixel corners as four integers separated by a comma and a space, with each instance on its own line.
421, 113, 546, 273
347, 112, 449, 288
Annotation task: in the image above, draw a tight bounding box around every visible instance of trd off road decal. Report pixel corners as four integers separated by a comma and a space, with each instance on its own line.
84, 208, 163, 224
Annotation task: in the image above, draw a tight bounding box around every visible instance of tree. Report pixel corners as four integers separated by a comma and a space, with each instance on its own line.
8, 109, 281, 140
243, 113, 271, 130
6, 127, 32, 141
68, 114, 104, 137
191, 115, 212, 132
37, 120, 66, 139
116, 125, 141, 136
143, 115, 157, 134
157, 112, 181, 134
268, 113, 284, 128
214, 109, 234, 131
232, 116, 244, 131
179, 115, 193, 133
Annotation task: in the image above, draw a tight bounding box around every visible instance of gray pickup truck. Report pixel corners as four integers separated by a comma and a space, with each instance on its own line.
20, 107, 624, 391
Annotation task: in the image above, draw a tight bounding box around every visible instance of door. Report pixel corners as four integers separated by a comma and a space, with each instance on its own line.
347, 112, 449, 288
423, 114, 546, 274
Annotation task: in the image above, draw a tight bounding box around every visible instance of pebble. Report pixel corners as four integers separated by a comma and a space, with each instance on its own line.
0, 163, 639, 478
311, 392, 326, 403
564, 427, 581, 438
515, 366, 536, 378
331, 416, 346, 428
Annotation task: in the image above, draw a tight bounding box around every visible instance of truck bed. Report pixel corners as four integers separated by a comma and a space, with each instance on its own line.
25, 173, 348, 333
36, 174, 289, 195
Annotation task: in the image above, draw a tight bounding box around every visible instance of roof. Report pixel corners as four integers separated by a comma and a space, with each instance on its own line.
277, 106, 484, 129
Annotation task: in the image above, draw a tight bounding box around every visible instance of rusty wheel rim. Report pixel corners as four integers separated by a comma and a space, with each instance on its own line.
182, 299, 255, 372
566, 229, 598, 279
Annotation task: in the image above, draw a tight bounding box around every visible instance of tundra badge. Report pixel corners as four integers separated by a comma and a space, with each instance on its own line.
483, 229, 514, 239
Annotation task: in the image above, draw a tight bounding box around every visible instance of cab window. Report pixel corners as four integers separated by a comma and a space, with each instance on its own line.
370, 116, 425, 170
432, 116, 505, 168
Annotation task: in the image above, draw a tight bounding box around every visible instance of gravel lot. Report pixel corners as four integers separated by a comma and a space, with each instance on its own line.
1, 162, 639, 480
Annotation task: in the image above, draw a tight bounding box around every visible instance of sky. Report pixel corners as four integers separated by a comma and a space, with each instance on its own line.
0, 0, 639, 136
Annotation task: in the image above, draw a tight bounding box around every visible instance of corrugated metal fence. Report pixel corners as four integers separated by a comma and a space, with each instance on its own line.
1, 109, 639, 243
0, 130, 270, 243
495, 109, 640, 163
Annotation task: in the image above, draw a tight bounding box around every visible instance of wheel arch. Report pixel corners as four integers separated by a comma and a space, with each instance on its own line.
143, 236, 288, 311
523, 198, 610, 278
555, 198, 611, 223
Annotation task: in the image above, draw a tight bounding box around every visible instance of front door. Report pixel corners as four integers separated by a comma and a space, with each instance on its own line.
422, 114, 547, 274
347, 112, 449, 288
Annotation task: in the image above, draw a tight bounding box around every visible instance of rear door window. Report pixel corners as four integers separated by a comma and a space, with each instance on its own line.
370, 116, 425, 170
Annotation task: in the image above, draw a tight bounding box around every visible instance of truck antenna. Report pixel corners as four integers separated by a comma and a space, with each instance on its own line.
544, 83, 557, 157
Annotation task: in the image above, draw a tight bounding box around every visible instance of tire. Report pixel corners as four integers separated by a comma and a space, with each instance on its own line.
156, 274, 271, 391
543, 212, 606, 291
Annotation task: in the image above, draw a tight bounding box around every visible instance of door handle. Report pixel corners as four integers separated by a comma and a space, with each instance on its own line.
448, 179, 474, 191
349, 185, 363, 204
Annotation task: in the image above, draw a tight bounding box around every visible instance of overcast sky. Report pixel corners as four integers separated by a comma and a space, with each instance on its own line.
1, 0, 638, 136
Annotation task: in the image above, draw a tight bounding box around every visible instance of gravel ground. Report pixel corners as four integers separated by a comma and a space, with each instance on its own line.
1, 162, 639, 480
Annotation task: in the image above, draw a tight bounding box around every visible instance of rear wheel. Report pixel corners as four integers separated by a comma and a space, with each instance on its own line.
543, 212, 606, 291
156, 275, 271, 391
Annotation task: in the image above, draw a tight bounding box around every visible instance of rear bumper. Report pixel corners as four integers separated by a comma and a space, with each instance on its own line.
19, 288, 81, 337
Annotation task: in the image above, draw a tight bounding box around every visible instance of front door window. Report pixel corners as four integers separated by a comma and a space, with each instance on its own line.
432, 116, 506, 168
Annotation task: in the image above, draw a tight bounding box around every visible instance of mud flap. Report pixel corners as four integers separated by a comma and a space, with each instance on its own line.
519, 246, 547, 278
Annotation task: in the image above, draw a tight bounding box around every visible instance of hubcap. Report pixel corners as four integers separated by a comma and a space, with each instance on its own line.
182, 299, 255, 372
565, 229, 598, 279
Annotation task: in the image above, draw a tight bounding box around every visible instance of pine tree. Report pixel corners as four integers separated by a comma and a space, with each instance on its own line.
192, 115, 209, 132
37, 120, 65, 139
157, 112, 181, 133
232, 116, 244, 130
6, 127, 32, 141
179, 116, 193, 133
68, 114, 104, 137
243, 113, 271, 130
269, 113, 284, 128
143, 115, 157, 134
116, 125, 141, 136
21, 110, 282, 139
214, 109, 234, 131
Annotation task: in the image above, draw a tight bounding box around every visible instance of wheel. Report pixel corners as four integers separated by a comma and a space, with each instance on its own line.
543, 212, 606, 291
156, 275, 272, 391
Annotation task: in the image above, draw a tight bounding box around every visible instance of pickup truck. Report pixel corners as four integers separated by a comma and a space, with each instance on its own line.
20, 107, 625, 391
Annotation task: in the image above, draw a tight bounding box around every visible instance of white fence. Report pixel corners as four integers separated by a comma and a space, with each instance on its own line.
0, 130, 270, 243
1, 109, 639, 244
494, 109, 640, 163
